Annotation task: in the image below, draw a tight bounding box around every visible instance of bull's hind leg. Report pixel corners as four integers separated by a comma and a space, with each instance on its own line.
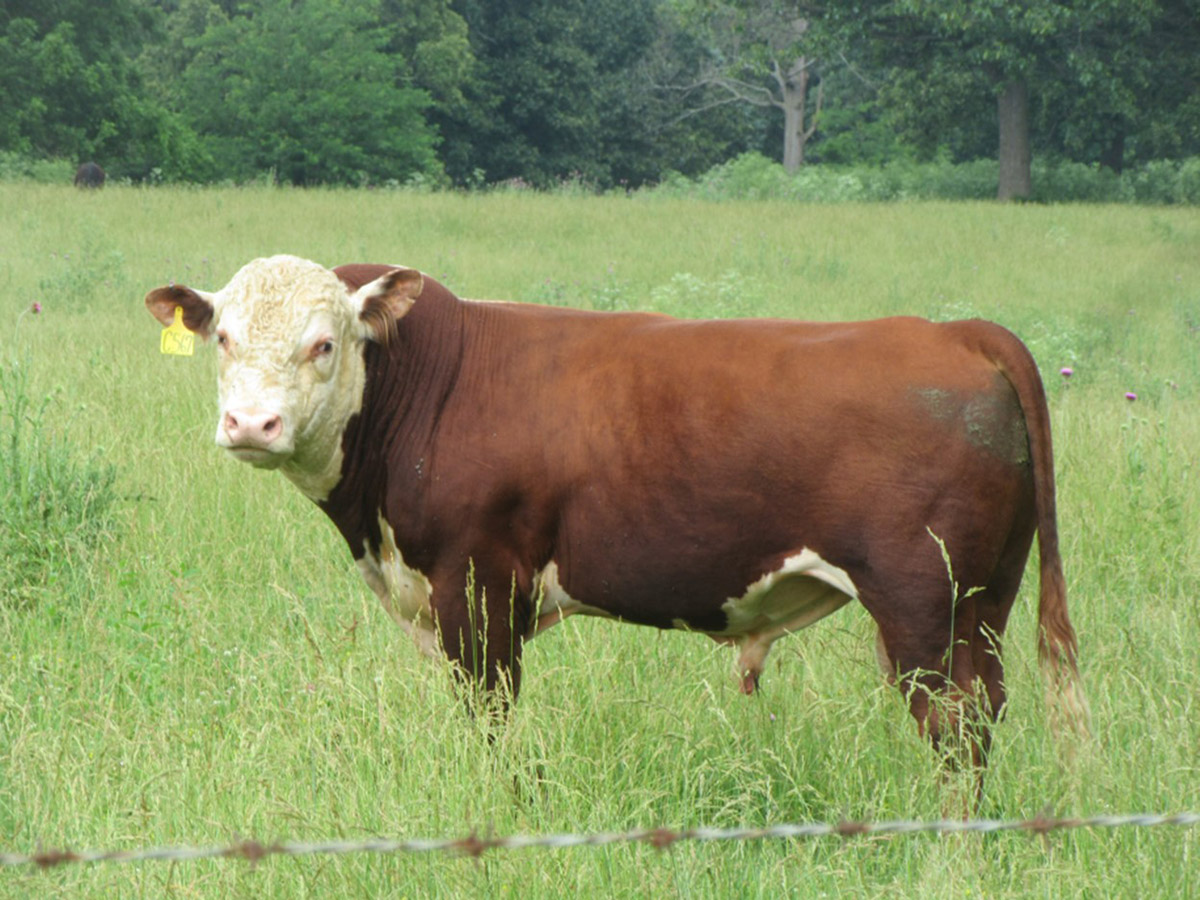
964, 534, 1033, 759
872, 591, 992, 773
863, 516, 1033, 780
969, 586, 1021, 725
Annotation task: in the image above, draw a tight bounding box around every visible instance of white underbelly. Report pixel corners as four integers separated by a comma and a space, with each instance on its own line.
688, 548, 859, 693
528, 561, 613, 637
704, 548, 858, 639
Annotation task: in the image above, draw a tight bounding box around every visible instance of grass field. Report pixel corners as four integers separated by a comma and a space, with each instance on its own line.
1, 184, 1198, 897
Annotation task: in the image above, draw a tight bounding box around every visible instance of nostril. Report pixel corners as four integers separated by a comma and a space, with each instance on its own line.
222, 409, 282, 447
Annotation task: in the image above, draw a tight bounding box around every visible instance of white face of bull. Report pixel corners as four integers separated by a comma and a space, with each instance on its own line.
145, 255, 420, 500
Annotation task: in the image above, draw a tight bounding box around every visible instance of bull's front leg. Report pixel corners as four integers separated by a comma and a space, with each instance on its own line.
429, 566, 531, 706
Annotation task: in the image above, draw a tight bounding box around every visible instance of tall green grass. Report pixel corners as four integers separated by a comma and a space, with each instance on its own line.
0, 353, 118, 608
0, 184, 1197, 897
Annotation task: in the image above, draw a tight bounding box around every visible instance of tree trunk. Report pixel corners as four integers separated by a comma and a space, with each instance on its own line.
997, 79, 1032, 201
1099, 130, 1125, 174
781, 62, 808, 173
777, 59, 816, 174
782, 100, 803, 172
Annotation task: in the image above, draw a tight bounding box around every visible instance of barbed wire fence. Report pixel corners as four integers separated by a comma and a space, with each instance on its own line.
4, 812, 1196, 869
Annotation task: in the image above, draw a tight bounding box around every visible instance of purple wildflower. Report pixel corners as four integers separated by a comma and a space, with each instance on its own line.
1125, 392, 1138, 402
31, 302, 41, 314
1060, 367, 1073, 379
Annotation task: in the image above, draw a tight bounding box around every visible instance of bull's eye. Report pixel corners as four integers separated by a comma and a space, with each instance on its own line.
216, 332, 229, 350
311, 338, 334, 358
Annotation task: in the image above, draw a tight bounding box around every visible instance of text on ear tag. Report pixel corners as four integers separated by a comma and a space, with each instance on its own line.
160, 306, 195, 357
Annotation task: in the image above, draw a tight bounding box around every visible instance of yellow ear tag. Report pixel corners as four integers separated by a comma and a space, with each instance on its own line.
160, 306, 195, 357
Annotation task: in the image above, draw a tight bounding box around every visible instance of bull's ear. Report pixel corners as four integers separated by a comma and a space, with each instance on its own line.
145, 285, 217, 339
352, 268, 422, 343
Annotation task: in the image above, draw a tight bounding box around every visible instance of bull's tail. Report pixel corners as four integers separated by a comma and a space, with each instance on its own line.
974, 321, 1091, 737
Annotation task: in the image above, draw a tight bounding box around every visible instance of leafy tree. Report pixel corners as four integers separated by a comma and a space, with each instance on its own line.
135, 0, 231, 108
7, 0, 1197, 189
802, 73, 912, 166
171, 0, 440, 185
382, 0, 475, 108
662, 0, 833, 172
1043, 0, 1200, 168
442, 0, 663, 187
0, 0, 199, 178
636, 13, 774, 175
1137, 0, 1200, 162
863, 0, 1167, 199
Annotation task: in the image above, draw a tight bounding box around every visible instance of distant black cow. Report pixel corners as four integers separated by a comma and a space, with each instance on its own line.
74, 162, 106, 189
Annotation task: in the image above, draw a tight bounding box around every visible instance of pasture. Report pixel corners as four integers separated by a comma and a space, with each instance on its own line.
1, 183, 1198, 897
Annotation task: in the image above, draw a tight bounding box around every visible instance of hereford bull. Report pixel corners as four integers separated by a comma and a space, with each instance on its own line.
145, 254, 1087, 767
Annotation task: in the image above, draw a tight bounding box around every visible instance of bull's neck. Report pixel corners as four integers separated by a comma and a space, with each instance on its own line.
317, 281, 466, 559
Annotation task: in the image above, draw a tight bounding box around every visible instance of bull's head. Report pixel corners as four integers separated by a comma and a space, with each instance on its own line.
145, 255, 420, 499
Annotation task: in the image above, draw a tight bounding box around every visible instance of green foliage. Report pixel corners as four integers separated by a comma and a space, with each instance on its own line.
0, 152, 74, 184
440, 0, 663, 188
648, 269, 763, 317
809, 99, 912, 167
858, 0, 1194, 172
0, 2, 197, 180
873, 61, 995, 164
648, 151, 1200, 204
382, 0, 475, 108
5, 0, 1199, 188
1124, 158, 1200, 205
1029, 160, 1123, 203
648, 151, 993, 201
171, 0, 440, 186
662, 1, 831, 169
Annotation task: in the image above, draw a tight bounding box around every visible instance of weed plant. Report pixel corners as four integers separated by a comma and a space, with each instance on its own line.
0, 184, 1196, 897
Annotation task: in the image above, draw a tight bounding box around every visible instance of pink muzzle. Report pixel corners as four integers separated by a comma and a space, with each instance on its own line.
221, 408, 284, 450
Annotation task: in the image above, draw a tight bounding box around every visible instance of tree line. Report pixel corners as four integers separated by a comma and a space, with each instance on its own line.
2, 0, 1197, 198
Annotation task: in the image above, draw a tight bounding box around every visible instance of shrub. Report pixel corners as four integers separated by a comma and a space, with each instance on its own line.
1031, 160, 1122, 203
696, 153, 802, 201
0, 152, 75, 184
1126, 157, 1200, 204
1178, 157, 1200, 204
642, 154, 1200, 204
648, 270, 762, 318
